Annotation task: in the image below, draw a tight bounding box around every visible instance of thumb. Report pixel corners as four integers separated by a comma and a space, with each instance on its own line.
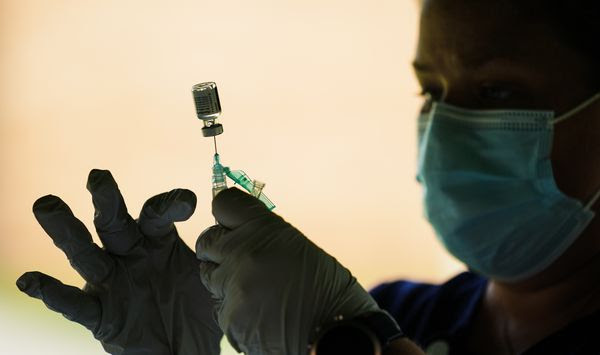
16, 271, 101, 332
212, 187, 271, 229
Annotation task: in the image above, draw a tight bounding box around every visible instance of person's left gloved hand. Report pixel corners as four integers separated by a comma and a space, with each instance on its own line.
196, 188, 401, 355
16, 169, 222, 355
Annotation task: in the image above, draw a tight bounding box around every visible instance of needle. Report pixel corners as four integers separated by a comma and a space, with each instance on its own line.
213, 136, 218, 154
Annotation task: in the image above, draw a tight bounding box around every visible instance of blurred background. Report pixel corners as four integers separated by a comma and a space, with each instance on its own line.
0, 0, 464, 353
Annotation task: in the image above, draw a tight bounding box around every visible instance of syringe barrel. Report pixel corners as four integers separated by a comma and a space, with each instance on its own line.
212, 185, 227, 197
212, 153, 228, 197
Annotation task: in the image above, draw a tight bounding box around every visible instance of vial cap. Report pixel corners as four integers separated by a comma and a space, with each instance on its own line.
202, 123, 224, 137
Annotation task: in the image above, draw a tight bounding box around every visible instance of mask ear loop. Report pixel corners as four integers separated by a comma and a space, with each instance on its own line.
554, 93, 600, 124
585, 187, 600, 211
552, 93, 600, 210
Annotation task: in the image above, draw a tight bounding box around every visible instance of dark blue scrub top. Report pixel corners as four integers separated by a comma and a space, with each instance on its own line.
370, 272, 599, 354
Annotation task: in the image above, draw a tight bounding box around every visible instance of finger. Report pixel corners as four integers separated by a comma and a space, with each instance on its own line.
198, 261, 225, 299
196, 213, 285, 264
87, 169, 141, 255
33, 195, 114, 284
195, 224, 230, 264
16, 271, 101, 332
212, 187, 271, 229
138, 188, 197, 238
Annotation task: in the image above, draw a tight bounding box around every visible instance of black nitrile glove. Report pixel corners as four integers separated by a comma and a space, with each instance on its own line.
196, 188, 401, 355
16, 169, 222, 355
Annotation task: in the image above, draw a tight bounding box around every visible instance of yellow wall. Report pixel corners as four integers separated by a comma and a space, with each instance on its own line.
0, 1, 464, 353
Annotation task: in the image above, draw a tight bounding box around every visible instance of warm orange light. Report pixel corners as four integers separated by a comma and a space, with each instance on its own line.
0, 1, 463, 353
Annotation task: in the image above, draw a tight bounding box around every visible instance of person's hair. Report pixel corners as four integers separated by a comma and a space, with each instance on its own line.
514, 1, 600, 84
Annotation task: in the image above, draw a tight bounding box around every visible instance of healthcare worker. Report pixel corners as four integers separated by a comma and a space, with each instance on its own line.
16, 0, 600, 354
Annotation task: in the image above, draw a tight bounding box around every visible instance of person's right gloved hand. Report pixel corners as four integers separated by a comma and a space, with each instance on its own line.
16, 169, 222, 355
196, 188, 403, 354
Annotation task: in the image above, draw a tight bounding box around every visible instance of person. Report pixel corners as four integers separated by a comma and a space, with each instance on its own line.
16, 0, 600, 354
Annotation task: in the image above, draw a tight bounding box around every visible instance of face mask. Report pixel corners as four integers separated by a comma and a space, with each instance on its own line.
417, 93, 600, 282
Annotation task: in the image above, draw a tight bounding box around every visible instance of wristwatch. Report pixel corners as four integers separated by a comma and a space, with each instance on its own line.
309, 311, 404, 355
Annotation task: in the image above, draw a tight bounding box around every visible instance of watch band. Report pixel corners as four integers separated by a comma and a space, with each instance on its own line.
354, 311, 405, 347
309, 311, 404, 355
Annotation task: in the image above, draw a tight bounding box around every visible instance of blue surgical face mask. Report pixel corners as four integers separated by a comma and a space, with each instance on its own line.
417, 93, 600, 282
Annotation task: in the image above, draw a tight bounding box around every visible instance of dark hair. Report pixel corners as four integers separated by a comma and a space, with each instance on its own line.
515, 1, 600, 66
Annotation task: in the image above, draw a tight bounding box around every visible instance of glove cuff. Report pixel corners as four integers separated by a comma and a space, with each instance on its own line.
309, 311, 404, 355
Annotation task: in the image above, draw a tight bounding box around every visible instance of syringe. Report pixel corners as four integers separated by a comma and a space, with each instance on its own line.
192, 82, 275, 210
211, 153, 228, 197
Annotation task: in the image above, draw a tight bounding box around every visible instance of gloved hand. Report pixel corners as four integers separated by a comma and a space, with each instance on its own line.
196, 188, 397, 355
16, 169, 222, 355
